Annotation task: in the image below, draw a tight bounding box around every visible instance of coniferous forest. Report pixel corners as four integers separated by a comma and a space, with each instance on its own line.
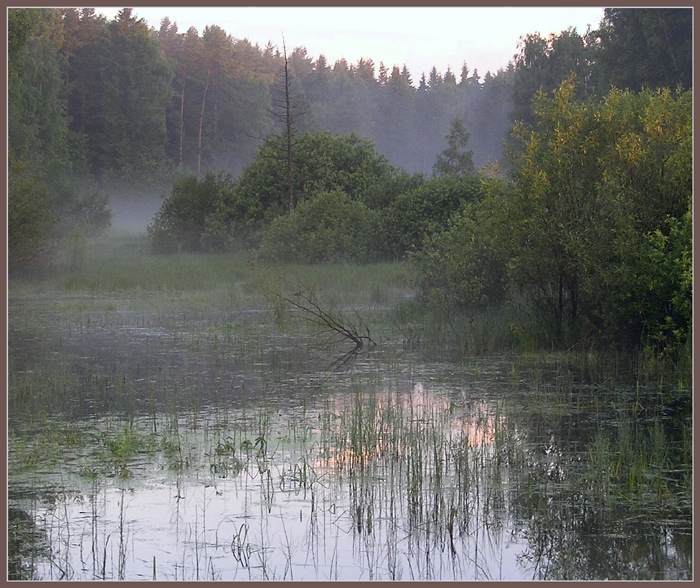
8, 7, 692, 361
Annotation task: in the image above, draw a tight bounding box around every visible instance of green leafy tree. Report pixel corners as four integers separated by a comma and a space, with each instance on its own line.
383, 174, 483, 258
506, 76, 620, 345
8, 8, 42, 58
8, 8, 111, 271
511, 29, 593, 127
8, 10, 75, 174
67, 9, 173, 183
506, 76, 692, 349
413, 189, 508, 318
8, 161, 54, 271
594, 8, 692, 93
585, 86, 692, 351
62, 9, 108, 153
147, 171, 235, 253
227, 131, 396, 238
636, 211, 692, 358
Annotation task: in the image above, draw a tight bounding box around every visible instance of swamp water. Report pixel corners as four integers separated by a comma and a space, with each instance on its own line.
8, 269, 692, 581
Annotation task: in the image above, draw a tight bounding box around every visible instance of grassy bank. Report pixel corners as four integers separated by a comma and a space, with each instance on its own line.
12, 232, 691, 380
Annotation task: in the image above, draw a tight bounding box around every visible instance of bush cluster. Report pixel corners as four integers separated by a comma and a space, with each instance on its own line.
147, 171, 235, 253
148, 130, 476, 258
257, 190, 381, 263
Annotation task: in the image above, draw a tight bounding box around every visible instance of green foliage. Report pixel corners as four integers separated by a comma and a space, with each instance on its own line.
63, 8, 173, 184
8, 161, 55, 271
147, 131, 403, 256
241, 131, 395, 215
99, 10, 174, 181
511, 30, 591, 127
7, 9, 112, 273
8, 8, 43, 64
383, 174, 484, 259
208, 130, 400, 246
8, 160, 112, 273
630, 212, 692, 359
505, 77, 692, 351
257, 190, 381, 263
595, 8, 692, 93
412, 185, 507, 317
8, 33, 74, 173
432, 116, 475, 176
412, 77, 691, 361
148, 171, 235, 253
511, 10, 692, 130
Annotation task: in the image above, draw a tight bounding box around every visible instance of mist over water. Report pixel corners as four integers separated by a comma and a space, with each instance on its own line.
8, 7, 692, 581
7, 244, 692, 580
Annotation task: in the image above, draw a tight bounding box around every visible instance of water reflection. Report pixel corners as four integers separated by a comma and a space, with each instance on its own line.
8, 294, 691, 580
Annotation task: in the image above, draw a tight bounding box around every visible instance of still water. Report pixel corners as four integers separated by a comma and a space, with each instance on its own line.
8, 290, 692, 581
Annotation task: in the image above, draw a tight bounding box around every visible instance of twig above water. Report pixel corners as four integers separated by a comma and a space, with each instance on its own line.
281, 288, 376, 352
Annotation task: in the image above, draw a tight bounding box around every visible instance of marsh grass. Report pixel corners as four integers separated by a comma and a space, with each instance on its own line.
7, 233, 692, 581
9, 379, 691, 580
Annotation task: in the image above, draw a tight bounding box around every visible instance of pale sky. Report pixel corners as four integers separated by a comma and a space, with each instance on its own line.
96, 6, 606, 81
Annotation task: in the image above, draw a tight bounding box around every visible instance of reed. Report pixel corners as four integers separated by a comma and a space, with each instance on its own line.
8, 232, 691, 581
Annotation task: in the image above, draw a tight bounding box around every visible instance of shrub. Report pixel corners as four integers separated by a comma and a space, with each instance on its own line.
383, 174, 484, 259
147, 171, 235, 253
413, 195, 507, 317
256, 190, 381, 263
231, 131, 399, 227
8, 160, 55, 271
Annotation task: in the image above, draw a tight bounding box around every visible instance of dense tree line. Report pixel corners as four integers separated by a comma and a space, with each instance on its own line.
8, 7, 692, 361
8, 8, 111, 272
9, 7, 691, 193
8, 7, 517, 187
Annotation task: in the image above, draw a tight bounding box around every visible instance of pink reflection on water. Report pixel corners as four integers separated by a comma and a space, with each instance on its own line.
314, 381, 499, 471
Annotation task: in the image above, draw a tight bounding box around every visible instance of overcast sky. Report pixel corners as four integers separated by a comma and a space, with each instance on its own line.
97, 6, 605, 80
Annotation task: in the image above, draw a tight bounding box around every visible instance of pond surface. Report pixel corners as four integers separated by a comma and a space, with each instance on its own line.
8, 286, 692, 581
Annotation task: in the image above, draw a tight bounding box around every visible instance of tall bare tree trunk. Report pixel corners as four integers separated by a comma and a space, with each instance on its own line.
197, 67, 211, 177
283, 42, 293, 212
178, 64, 186, 168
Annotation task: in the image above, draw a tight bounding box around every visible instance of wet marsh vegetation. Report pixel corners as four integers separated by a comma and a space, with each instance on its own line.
8, 234, 692, 581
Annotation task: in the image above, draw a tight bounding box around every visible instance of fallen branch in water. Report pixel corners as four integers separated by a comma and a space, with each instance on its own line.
280, 288, 376, 352
252, 264, 377, 365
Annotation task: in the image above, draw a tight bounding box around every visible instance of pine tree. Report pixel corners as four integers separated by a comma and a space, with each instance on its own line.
428, 66, 442, 89
378, 61, 388, 85
418, 72, 428, 91
459, 62, 470, 87
432, 116, 475, 176
353, 57, 376, 84
400, 64, 413, 87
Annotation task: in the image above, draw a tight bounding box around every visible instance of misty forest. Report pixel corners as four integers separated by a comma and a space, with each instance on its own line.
8, 7, 692, 581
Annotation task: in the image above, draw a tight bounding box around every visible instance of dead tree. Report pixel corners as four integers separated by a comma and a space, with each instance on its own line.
268, 36, 308, 212
281, 288, 376, 352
